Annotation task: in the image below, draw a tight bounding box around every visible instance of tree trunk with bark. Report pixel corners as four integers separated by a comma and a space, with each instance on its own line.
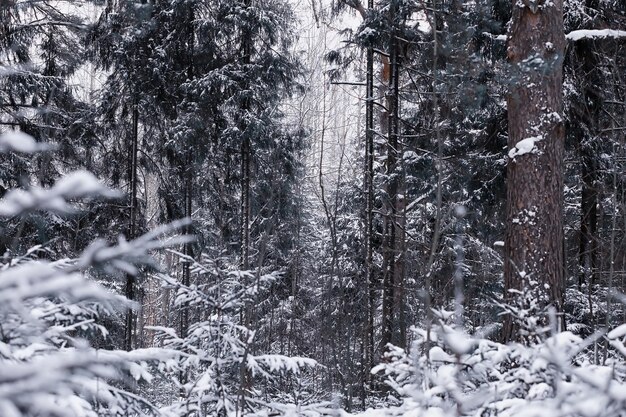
503, 0, 566, 342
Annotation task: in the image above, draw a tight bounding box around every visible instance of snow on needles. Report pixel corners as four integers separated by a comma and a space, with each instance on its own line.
483, 29, 626, 43
0, 171, 121, 216
0, 133, 122, 216
0, 131, 53, 153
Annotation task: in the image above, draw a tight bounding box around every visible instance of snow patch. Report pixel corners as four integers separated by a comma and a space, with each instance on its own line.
508, 135, 542, 159
567, 29, 626, 41
443, 331, 474, 355
483, 32, 507, 41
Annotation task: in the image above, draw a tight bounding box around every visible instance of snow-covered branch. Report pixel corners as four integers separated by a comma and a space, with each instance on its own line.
566, 29, 626, 41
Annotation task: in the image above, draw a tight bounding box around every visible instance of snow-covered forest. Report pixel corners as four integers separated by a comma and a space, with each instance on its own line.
1, 0, 626, 416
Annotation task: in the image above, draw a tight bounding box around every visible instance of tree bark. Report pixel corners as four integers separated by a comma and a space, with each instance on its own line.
503, 0, 566, 342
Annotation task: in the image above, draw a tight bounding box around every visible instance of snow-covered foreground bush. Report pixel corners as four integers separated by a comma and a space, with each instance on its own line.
0, 131, 183, 416
0, 131, 322, 417
369, 311, 626, 417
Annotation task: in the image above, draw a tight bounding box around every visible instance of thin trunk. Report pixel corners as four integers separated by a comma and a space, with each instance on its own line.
289, 181, 302, 357
395, 155, 406, 347
423, 0, 441, 362
318, 74, 341, 392
579, 146, 597, 331
238, 1, 253, 410
318, 85, 338, 270
454, 207, 466, 328
424, 0, 442, 304
381, 0, 399, 353
181, 156, 192, 327
124, 95, 139, 352
575, 36, 601, 289
603, 159, 618, 365
363, 0, 375, 398
574, 39, 600, 335
240, 0, 252, 271
179, 9, 195, 395
579, 151, 598, 289
390, 13, 405, 349
241, 136, 251, 270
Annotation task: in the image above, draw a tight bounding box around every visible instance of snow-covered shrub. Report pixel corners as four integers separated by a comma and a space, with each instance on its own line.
0, 131, 186, 417
372, 309, 626, 417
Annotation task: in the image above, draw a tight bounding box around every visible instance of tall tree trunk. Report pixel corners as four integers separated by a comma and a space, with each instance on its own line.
180, 1, 195, 342
240, 0, 252, 271
503, 0, 566, 342
124, 95, 139, 351
380, 0, 399, 353
362, 0, 375, 398
238, 2, 253, 411
339, 0, 373, 398
390, 15, 405, 350
575, 38, 600, 295
394, 155, 406, 348
178, 5, 195, 395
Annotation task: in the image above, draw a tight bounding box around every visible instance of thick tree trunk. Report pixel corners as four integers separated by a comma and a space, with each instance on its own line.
503, 1, 566, 342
